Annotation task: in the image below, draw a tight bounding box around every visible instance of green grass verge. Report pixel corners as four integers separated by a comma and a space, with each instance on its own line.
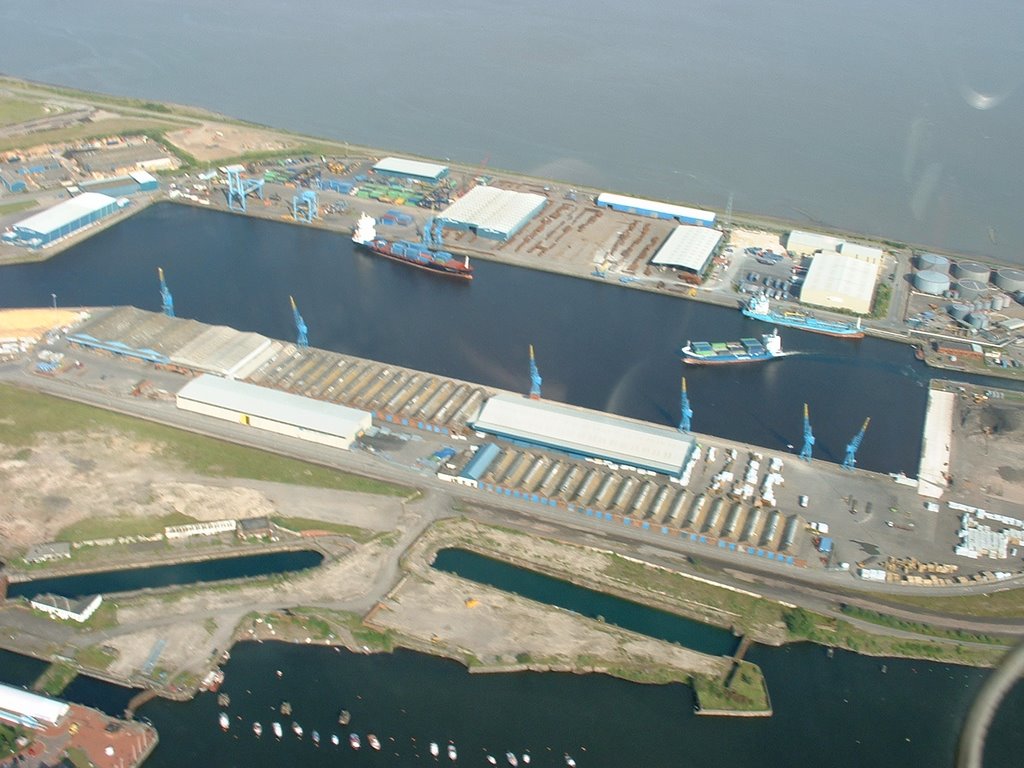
55, 512, 197, 542
34, 662, 78, 696
0, 97, 49, 127
784, 607, 1005, 666
0, 117, 178, 153
694, 661, 770, 712
0, 383, 412, 495
0, 199, 38, 216
840, 604, 1009, 645
0, 722, 25, 758
75, 645, 118, 671
860, 588, 1024, 620
270, 516, 377, 543
64, 746, 93, 768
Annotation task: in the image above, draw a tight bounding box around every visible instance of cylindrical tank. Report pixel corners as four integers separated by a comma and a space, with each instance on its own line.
1016, 291, 1024, 306
956, 279, 987, 301
1001, 294, 1013, 310
949, 289, 959, 300
966, 313, 984, 329
913, 270, 950, 295
979, 313, 990, 330
994, 268, 1024, 293
953, 261, 992, 281
948, 303, 970, 321
917, 252, 950, 273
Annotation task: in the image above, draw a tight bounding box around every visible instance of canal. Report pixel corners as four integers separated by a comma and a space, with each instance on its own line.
5, 203, 1022, 475
432, 548, 737, 657
6, 550, 324, 600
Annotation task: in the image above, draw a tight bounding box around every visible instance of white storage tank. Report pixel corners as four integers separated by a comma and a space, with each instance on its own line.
917, 252, 950, 273
993, 267, 1024, 293
953, 261, 992, 281
913, 270, 951, 295
956, 279, 987, 301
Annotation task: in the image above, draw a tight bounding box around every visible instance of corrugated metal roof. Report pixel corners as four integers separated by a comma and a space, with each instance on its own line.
596, 193, 715, 224
440, 186, 546, 237
177, 374, 370, 438
800, 251, 877, 314
651, 225, 723, 271
0, 682, 69, 726
473, 394, 693, 475
129, 169, 158, 184
373, 156, 448, 180
785, 229, 844, 254
461, 442, 502, 481
13, 192, 117, 236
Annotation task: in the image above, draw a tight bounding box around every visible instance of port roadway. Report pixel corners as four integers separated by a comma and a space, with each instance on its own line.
2, 341, 1023, 646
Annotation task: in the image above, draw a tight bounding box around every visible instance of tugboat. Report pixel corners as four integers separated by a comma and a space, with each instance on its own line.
352, 212, 474, 282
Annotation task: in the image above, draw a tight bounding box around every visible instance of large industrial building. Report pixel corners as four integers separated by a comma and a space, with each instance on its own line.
785, 229, 845, 256
650, 225, 724, 276
76, 170, 159, 198
800, 250, 879, 315
472, 393, 695, 477
0, 683, 69, 729
371, 156, 449, 183
3, 192, 124, 248
67, 141, 178, 175
439, 185, 547, 241
596, 193, 716, 228
176, 374, 372, 451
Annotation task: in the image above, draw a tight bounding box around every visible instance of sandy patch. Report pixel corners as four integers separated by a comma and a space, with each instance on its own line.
164, 123, 302, 162
0, 308, 86, 341
727, 228, 784, 252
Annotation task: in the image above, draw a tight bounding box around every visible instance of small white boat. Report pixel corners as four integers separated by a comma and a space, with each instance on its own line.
312, 730, 320, 747
292, 722, 303, 739
252, 722, 263, 737
506, 752, 518, 767
218, 712, 229, 731
368, 733, 381, 751
272, 722, 283, 739
486, 757, 497, 766
430, 742, 440, 757
522, 754, 531, 765
331, 734, 340, 746
350, 733, 361, 750
565, 755, 576, 767
448, 742, 458, 761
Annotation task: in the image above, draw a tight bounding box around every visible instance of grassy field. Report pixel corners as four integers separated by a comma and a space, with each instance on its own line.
693, 661, 771, 713
0, 383, 412, 496
840, 604, 1010, 645
0, 118, 178, 153
34, 662, 78, 696
866, 588, 1024, 620
75, 644, 119, 671
0, 199, 39, 216
0, 98, 49, 127
55, 513, 197, 542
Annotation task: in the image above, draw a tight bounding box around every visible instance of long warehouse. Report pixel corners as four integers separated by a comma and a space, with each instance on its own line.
472, 393, 695, 477
4, 192, 123, 248
176, 374, 372, 450
439, 185, 547, 241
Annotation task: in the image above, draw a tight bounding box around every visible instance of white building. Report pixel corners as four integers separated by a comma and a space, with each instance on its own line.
176, 374, 371, 451
0, 683, 70, 729
164, 519, 237, 539
799, 250, 879, 315
837, 241, 884, 265
650, 225, 724, 275
785, 229, 844, 256
30, 594, 103, 624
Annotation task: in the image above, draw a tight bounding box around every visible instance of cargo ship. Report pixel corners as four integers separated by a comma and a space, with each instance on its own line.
742, 293, 863, 338
352, 212, 473, 281
681, 329, 784, 365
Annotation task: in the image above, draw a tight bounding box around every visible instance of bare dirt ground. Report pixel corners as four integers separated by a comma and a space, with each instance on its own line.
726, 228, 785, 253
952, 394, 1024, 506
164, 122, 302, 162
0, 308, 86, 342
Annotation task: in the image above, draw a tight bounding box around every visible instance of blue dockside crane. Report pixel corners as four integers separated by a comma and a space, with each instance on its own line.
529, 344, 542, 400
799, 403, 815, 461
679, 377, 693, 433
292, 189, 318, 223
226, 166, 265, 213
290, 295, 308, 348
842, 417, 870, 470
423, 216, 435, 248
157, 267, 174, 318
432, 219, 444, 248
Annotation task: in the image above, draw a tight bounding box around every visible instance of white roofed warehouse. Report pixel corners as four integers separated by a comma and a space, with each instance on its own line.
473, 393, 695, 477
799, 250, 879, 315
439, 185, 547, 241
0, 683, 70, 730
4, 192, 123, 248
372, 156, 449, 183
596, 193, 716, 227
176, 374, 371, 450
650, 225, 724, 277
